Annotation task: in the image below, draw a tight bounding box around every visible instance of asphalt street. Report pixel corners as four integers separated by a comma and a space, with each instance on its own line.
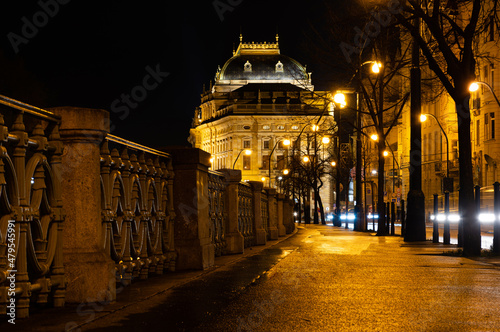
6, 225, 500, 331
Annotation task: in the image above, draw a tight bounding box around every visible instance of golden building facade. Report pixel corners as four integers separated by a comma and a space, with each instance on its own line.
189, 36, 336, 214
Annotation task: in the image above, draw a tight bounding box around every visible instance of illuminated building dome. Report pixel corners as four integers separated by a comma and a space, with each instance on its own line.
214, 35, 313, 92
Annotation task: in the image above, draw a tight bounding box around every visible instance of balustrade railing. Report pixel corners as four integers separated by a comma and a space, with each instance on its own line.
100, 135, 176, 286
0, 96, 65, 318
208, 171, 226, 256
238, 183, 255, 248
0, 96, 297, 321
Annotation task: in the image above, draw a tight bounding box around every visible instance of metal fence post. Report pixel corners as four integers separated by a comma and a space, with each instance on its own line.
391, 201, 395, 235
494, 182, 500, 254
386, 202, 390, 233
433, 194, 439, 243
401, 199, 406, 236
444, 191, 450, 245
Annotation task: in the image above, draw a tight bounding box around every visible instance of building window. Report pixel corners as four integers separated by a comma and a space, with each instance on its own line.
243, 139, 251, 149
275, 61, 284, 72
491, 64, 495, 89
485, 112, 495, 140
483, 65, 489, 94
492, 113, 495, 139
291, 125, 299, 130
452, 140, 458, 160
263, 139, 270, 149
263, 125, 271, 130
262, 155, 269, 169
243, 155, 251, 170
476, 119, 480, 145
244, 61, 252, 72
423, 134, 427, 162
276, 155, 285, 170
277, 125, 285, 130
434, 131, 440, 161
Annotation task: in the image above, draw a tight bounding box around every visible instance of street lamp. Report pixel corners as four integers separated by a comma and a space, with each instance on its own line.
335, 60, 382, 231
362, 60, 383, 74
469, 81, 500, 107
420, 113, 450, 180
268, 138, 290, 187
233, 149, 252, 169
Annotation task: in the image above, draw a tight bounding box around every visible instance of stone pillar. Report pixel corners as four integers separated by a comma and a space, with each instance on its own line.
277, 193, 286, 236
219, 169, 244, 254
51, 107, 116, 303
249, 181, 266, 245
164, 148, 214, 270
266, 189, 279, 240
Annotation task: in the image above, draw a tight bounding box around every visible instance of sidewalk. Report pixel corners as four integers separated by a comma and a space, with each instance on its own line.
4, 224, 500, 331
2, 229, 297, 331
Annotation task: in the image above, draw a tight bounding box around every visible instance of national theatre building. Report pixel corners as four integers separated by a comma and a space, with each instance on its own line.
189, 35, 336, 217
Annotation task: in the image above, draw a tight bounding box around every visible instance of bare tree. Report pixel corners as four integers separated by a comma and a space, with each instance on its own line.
393, 0, 499, 255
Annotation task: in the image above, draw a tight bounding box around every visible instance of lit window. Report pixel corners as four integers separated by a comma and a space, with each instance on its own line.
263, 125, 271, 130
243, 155, 251, 170
291, 125, 299, 130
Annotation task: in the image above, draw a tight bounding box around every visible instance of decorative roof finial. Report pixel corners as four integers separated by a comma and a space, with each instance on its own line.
240, 33, 243, 42
276, 33, 279, 43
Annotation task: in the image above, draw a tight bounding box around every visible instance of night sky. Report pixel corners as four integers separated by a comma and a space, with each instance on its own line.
0, 0, 352, 148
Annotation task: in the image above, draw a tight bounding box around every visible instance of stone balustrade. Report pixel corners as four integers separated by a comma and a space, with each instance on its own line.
0, 96, 65, 319
0, 99, 295, 318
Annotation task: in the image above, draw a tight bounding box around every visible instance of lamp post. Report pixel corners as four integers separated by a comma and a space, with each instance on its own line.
357, 61, 381, 231
420, 113, 452, 193
268, 138, 290, 187
405, 0, 426, 242
233, 149, 252, 169
334, 61, 380, 231
469, 81, 500, 107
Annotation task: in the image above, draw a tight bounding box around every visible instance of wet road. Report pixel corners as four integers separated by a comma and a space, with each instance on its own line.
82, 225, 500, 331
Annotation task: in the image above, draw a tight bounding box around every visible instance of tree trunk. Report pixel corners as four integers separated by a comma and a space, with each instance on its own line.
377, 139, 387, 235
455, 95, 481, 255
304, 189, 311, 224
316, 189, 326, 225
